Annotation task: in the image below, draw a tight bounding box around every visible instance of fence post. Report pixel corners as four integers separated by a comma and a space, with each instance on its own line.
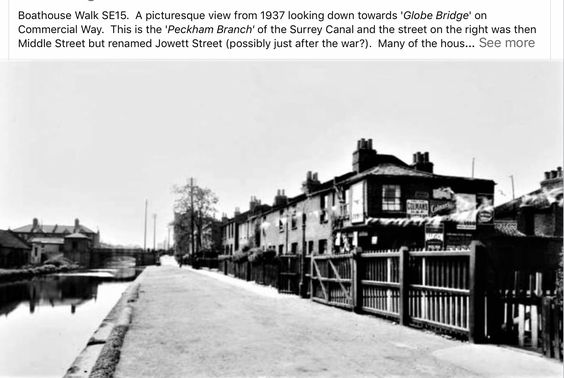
246, 261, 251, 281
352, 248, 363, 313
399, 246, 410, 326
469, 240, 486, 343
299, 252, 308, 298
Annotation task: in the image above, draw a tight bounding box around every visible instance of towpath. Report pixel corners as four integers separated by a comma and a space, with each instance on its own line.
115, 260, 562, 377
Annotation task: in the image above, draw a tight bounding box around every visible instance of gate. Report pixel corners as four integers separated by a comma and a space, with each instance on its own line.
278, 255, 300, 295
311, 254, 353, 309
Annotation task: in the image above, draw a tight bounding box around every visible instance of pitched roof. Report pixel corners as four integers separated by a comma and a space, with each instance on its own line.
65, 233, 90, 239
29, 237, 65, 244
13, 224, 95, 234
0, 230, 30, 249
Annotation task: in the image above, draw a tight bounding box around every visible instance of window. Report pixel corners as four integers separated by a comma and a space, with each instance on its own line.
319, 239, 327, 254
291, 242, 298, 254
279, 211, 285, 232
341, 189, 350, 218
291, 209, 298, 230
320, 194, 330, 223
308, 241, 314, 255
278, 244, 284, 255
382, 184, 401, 211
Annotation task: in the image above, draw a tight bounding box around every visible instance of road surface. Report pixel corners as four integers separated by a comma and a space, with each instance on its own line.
115, 260, 562, 377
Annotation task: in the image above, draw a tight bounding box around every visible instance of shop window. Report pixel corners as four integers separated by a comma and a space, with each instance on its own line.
382, 184, 401, 211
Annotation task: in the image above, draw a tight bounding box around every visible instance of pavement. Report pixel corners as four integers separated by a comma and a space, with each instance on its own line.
115, 258, 563, 377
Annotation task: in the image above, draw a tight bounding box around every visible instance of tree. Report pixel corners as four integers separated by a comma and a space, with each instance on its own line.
172, 180, 219, 256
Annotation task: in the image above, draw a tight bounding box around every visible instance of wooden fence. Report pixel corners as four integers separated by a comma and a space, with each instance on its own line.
202, 244, 562, 358
310, 244, 483, 341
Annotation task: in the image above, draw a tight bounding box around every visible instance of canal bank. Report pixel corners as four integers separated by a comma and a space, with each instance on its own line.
0, 261, 80, 283
65, 268, 147, 378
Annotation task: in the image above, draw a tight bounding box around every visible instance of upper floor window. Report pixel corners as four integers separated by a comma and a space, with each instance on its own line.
291, 209, 298, 230
382, 184, 401, 211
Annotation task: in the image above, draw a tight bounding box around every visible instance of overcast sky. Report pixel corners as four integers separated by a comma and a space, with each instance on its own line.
0, 61, 562, 246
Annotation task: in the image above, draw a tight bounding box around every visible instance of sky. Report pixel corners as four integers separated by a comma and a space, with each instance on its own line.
0, 61, 562, 246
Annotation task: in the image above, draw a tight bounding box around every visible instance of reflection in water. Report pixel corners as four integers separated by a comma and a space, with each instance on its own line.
0, 258, 144, 377
0, 256, 140, 317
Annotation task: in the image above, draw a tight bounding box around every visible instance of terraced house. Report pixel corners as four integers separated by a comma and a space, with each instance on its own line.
221, 139, 495, 256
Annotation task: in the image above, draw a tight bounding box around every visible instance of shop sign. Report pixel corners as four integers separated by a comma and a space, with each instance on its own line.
456, 222, 477, 230
406, 199, 429, 217
425, 224, 444, 241
476, 193, 494, 224
350, 182, 365, 224
425, 224, 444, 250
430, 200, 456, 216
446, 233, 473, 249
455, 193, 477, 212
371, 236, 378, 245
433, 187, 454, 200
414, 191, 429, 199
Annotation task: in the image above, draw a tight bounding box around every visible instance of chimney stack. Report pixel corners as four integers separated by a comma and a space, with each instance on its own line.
74, 218, 80, 232
412, 151, 434, 173
234, 207, 241, 217
302, 171, 321, 194
32, 218, 39, 230
274, 189, 289, 207
541, 166, 564, 190
352, 138, 378, 173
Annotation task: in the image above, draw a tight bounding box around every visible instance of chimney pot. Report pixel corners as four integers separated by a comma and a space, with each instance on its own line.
416, 152, 422, 162
551, 170, 557, 179
33, 218, 38, 228
313, 172, 318, 181
544, 171, 550, 180
413, 153, 417, 163
558, 167, 562, 177
424, 152, 429, 163
368, 139, 373, 149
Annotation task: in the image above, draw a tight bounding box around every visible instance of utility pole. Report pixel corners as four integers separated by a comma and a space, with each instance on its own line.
190, 177, 195, 257
509, 175, 515, 200
143, 199, 148, 251
471, 157, 475, 178
153, 213, 157, 250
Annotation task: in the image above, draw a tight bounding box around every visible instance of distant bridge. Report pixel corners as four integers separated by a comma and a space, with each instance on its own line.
65, 248, 158, 268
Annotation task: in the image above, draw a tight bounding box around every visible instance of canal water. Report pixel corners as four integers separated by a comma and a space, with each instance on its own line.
0, 259, 143, 377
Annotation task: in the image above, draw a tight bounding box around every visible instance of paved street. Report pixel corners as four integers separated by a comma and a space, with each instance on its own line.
115, 260, 562, 377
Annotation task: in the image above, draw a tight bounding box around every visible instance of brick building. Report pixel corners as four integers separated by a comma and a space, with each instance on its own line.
221, 139, 495, 255
495, 167, 563, 237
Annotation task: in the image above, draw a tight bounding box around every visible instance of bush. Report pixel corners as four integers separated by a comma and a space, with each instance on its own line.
232, 250, 250, 263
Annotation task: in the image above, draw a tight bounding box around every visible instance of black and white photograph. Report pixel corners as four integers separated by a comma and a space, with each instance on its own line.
1, 60, 562, 377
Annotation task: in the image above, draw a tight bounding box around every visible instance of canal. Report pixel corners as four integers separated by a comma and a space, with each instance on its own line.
0, 260, 143, 377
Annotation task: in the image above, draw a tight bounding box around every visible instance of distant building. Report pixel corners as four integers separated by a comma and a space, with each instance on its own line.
199, 219, 223, 253
13, 218, 100, 263
0, 230, 30, 268
495, 167, 563, 237
221, 139, 495, 255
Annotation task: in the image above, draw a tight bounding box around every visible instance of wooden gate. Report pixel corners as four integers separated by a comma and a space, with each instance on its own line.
311, 254, 353, 309
278, 255, 300, 295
